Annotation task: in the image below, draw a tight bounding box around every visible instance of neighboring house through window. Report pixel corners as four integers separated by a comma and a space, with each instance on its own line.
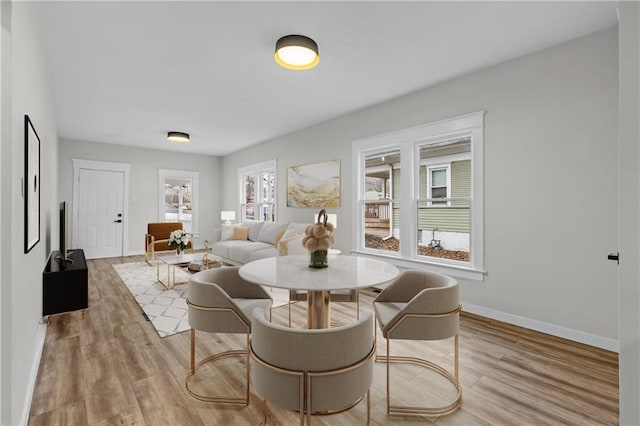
238, 159, 277, 222
352, 111, 485, 280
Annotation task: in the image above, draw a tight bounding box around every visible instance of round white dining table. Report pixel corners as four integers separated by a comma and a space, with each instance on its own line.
239, 254, 399, 328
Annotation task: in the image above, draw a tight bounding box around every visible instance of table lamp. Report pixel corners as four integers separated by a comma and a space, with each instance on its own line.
221, 211, 236, 225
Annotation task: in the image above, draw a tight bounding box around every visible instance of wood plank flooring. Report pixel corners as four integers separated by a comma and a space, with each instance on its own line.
28, 256, 619, 425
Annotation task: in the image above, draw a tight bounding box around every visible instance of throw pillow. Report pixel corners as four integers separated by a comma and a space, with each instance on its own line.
220, 224, 236, 241
274, 229, 286, 247
279, 233, 306, 256
241, 220, 265, 242
257, 222, 288, 245
278, 228, 297, 247
231, 226, 249, 241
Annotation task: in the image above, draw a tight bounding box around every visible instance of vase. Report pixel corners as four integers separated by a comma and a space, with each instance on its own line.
309, 250, 328, 268
176, 248, 184, 256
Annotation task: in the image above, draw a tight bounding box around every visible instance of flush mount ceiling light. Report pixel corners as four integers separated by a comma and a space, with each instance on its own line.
167, 131, 190, 143
274, 34, 319, 70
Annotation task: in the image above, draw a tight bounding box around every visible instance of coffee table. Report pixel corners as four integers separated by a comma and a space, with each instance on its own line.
156, 252, 222, 289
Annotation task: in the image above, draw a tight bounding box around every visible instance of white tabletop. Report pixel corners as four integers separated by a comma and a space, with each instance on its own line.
238, 254, 399, 292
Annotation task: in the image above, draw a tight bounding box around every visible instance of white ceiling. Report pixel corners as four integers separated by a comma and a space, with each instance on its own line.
37, 1, 618, 157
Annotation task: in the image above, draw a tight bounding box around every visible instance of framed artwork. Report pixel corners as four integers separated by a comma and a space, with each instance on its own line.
287, 160, 340, 208
24, 115, 40, 253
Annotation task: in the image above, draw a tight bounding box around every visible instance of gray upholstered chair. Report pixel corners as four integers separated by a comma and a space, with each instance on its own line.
373, 269, 461, 416
250, 308, 375, 425
185, 266, 272, 405
288, 288, 359, 327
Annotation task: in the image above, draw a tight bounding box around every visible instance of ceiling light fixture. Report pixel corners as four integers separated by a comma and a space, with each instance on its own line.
274, 34, 319, 70
167, 131, 190, 143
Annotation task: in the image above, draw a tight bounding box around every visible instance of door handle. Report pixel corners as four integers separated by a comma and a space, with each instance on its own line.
114, 219, 122, 223
608, 252, 619, 264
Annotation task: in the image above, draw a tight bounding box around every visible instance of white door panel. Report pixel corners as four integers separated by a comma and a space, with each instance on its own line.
77, 169, 124, 259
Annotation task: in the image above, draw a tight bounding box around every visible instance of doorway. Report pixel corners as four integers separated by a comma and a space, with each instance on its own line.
72, 159, 130, 259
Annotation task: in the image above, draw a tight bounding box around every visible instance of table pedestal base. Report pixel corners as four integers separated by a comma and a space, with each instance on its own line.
307, 291, 330, 329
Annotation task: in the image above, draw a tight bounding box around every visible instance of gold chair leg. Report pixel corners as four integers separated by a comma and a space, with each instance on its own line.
262, 398, 268, 426
382, 335, 462, 416
302, 375, 308, 426
366, 389, 371, 425
185, 328, 250, 405
190, 328, 195, 373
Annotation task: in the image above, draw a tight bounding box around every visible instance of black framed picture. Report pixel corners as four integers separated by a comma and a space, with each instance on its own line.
24, 115, 40, 253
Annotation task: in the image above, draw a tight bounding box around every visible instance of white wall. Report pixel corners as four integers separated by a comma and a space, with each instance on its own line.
1, 3, 59, 424
221, 28, 619, 349
0, 2, 9, 422
58, 139, 222, 254
617, 3, 640, 424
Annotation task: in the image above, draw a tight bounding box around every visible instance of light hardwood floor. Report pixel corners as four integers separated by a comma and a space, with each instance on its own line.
29, 256, 618, 425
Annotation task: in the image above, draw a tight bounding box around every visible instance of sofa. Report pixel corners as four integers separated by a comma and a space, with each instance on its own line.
212, 220, 310, 265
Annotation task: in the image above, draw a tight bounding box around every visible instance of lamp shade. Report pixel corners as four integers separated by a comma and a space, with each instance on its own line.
314, 213, 337, 229
274, 35, 319, 70
221, 211, 236, 224
167, 131, 190, 143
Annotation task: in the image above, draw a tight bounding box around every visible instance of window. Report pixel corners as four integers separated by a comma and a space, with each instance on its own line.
363, 149, 401, 253
158, 169, 199, 233
352, 112, 485, 280
238, 160, 277, 222
427, 165, 451, 206
418, 139, 471, 263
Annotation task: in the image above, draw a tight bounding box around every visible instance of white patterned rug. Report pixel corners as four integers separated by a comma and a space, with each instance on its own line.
113, 262, 288, 338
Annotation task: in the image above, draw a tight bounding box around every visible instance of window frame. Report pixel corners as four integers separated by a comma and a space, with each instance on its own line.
158, 168, 199, 233
352, 111, 485, 281
237, 159, 277, 222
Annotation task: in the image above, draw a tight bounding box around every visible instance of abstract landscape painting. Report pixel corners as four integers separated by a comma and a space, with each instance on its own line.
287, 160, 340, 208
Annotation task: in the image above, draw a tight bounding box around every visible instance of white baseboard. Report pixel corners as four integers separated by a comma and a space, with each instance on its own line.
21, 322, 47, 426
127, 250, 145, 256
462, 302, 619, 353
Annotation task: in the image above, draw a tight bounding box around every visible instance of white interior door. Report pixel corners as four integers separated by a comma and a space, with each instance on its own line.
77, 168, 124, 259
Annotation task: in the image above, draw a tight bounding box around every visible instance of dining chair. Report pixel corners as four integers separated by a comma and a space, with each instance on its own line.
250, 308, 375, 425
373, 269, 461, 416
185, 266, 272, 405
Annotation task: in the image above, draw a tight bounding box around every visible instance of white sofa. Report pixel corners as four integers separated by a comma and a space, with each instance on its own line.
212, 220, 310, 265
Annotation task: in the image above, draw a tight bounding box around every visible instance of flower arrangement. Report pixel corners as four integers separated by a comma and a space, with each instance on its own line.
302, 209, 335, 268
168, 229, 190, 254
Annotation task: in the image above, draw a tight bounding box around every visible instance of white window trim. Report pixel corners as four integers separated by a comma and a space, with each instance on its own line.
237, 159, 277, 222
351, 111, 485, 281
158, 169, 199, 233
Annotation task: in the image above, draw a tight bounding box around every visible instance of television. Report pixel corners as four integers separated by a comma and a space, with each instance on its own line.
56, 201, 73, 264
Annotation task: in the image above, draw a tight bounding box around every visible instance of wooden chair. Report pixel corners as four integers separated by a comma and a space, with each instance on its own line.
144, 222, 192, 264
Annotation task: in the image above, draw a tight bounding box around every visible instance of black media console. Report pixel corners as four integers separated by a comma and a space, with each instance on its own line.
43, 249, 88, 317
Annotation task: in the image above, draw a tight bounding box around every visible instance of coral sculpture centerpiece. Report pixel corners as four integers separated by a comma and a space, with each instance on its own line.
302, 209, 335, 268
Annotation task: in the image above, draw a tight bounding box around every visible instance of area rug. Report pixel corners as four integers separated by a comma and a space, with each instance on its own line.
113, 262, 288, 338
